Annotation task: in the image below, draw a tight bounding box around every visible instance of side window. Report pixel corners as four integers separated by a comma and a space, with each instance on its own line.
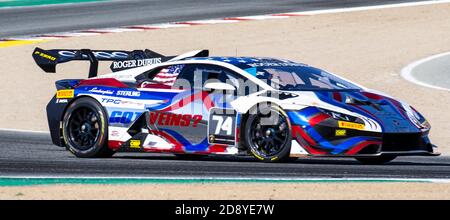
222, 70, 260, 96
172, 64, 222, 90
172, 65, 194, 90
172, 64, 259, 95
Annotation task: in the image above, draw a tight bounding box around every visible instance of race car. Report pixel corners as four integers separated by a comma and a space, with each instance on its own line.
32, 47, 439, 164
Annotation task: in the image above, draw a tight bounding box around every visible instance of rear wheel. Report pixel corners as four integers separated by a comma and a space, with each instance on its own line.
62, 97, 114, 158
244, 104, 292, 162
355, 155, 396, 164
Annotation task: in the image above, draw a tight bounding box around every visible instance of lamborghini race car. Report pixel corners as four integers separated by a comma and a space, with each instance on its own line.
33, 47, 439, 164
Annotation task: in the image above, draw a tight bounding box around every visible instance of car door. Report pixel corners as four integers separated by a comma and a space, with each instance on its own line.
164, 64, 226, 149
168, 63, 249, 151
139, 63, 247, 153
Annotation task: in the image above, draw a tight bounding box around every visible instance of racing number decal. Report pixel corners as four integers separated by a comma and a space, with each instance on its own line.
211, 115, 233, 135
208, 108, 237, 145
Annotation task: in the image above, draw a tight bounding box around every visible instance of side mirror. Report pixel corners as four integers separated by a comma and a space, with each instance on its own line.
203, 82, 236, 91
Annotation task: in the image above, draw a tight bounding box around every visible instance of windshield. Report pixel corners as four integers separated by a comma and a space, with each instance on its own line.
250, 66, 360, 91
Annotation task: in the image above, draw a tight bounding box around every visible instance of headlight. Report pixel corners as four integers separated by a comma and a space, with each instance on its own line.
411, 106, 430, 129
402, 104, 430, 129
411, 107, 424, 121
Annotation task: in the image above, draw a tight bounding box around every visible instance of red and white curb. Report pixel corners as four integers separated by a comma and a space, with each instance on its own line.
1, 0, 449, 47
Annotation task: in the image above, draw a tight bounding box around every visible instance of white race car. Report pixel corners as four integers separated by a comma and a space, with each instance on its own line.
33, 47, 439, 164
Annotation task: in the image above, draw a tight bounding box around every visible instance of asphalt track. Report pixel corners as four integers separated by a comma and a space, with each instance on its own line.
0, 130, 449, 179
1, 0, 449, 180
0, 0, 430, 38
402, 52, 450, 91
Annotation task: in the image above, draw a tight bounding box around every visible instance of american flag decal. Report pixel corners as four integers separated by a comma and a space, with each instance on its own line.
152, 65, 184, 86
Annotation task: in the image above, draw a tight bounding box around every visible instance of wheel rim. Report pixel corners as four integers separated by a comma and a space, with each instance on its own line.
68, 107, 100, 150
249, 110, 289, 157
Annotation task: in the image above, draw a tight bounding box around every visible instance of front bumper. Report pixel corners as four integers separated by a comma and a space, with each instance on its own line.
290, 126, 438, 157
286, 108, 438, 157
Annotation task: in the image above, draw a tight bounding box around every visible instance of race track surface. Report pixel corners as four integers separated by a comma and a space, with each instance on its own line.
0, 0, 429, 38
0, 0, 449, 181
404, 53, 450, 91
1, 130, 449, 179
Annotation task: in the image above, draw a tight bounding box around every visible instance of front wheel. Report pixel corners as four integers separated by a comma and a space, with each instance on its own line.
355, 155, 396, 164
244, 104, 292, 162
62, 97, 115, 158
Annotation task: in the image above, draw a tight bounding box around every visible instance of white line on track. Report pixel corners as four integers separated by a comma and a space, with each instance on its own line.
3, 0, 450, 41
294, 0, 450, 15
401, 52, 450, 92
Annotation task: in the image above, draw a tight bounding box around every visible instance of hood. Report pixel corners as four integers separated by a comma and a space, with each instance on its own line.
279, 90, 427, 133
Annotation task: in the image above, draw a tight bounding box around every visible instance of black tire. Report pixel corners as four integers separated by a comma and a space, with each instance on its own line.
355, 155, 396, 165
62, 97, 115, 158
244, 103, 292, 162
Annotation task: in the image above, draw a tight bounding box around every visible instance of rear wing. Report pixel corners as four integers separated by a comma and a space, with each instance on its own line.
32, 47, 209, 78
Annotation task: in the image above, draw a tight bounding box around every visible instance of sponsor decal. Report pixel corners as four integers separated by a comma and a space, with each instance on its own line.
101, 98, 143, 106
34, 51, 56, 61
56, 99, 68, 104
338, 121, 365, 130
111, 130, 120, 137
101, 98, 121, 105
56, 89, 74, 99
248, 62, 304, 67
120, 100, 143, 106
149, 112, 202, 127
335, 129, 347, 136
109, 111, 141, 124
112, 58, 161, 69
58, 50, 129, 59
130, 140, 141, 149
88, 87, 114, 95
116, 90, 140, 97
